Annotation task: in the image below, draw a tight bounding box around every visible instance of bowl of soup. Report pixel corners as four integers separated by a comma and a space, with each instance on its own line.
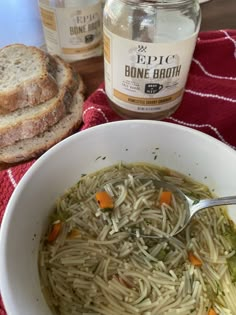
1, 120, 236, 315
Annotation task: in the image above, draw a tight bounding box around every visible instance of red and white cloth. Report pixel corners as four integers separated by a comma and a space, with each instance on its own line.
1, 29, 236, 314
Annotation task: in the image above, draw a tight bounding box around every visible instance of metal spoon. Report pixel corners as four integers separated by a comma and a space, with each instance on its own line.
132, 179, 236, 238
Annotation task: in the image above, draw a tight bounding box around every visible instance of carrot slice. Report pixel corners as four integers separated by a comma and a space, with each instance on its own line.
208, 308, 217, 315
188, 251, 202, 267
160, 191, 172, 205
67, 228, 80, 240
95, 191, 114, 210
48, 221, 62, 243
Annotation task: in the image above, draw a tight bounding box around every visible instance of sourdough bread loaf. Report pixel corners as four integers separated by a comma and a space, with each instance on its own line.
0, 44, 58, 114
0, 56, 84, 148
0, 88, 84, 163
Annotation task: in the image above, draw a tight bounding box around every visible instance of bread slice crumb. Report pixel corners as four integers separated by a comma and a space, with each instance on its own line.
0, 56, 84, 148
0, 44, 58, 114
0, 88, 84, 163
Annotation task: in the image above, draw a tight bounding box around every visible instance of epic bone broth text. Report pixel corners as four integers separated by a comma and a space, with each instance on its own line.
39, 0, 103, 62
103, 0, 201, 119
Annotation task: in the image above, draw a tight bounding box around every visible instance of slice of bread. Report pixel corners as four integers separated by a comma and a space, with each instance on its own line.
0, 44, 58, 114
0, 56, 84, 148
0, 88, 84, 163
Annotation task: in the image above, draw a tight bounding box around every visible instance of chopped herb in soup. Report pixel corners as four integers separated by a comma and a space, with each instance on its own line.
39, 162, 236, 315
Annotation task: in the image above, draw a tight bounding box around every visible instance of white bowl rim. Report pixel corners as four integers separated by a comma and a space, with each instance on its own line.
1, 118, 235, 225
0, 119, 236, 313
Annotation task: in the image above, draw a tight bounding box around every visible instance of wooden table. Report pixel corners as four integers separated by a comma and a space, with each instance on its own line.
0, 0, 235, 171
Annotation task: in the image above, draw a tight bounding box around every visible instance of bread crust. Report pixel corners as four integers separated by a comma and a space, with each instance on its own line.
0, 56, 84, 148
0, 44, 58, 114
0, 91, 84, 163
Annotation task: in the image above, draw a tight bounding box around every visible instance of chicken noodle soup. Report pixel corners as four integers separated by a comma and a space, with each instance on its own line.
39, 162, 236, 315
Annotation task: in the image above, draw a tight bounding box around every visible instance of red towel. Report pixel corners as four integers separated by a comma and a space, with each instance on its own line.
1, 29, 236, 314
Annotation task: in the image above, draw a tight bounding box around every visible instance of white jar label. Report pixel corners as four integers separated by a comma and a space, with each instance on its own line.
104, 26, 198, 113
39, 2, 102, 61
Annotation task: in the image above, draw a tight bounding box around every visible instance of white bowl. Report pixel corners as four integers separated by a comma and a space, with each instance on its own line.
1, 120, 236, 315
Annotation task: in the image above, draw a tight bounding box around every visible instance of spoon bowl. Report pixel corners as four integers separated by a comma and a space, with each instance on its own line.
135, 179, 236, 238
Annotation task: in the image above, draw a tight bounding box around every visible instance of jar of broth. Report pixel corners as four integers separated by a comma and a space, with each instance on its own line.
38, 0, 103, 62
103, 0, 201, 119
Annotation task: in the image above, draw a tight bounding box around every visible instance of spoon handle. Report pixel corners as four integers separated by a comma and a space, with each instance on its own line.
190, 195, 236, 218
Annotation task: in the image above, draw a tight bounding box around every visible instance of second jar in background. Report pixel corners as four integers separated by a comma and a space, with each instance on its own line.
38, 0, 103, 62
103, 0, 201, 120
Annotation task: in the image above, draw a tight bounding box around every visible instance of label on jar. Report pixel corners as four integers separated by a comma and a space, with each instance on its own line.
104, 26, 198, 113
39, 1, 102, 61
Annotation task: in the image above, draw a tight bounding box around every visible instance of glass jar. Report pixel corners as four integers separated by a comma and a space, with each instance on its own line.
103, 0, 201, 120
38, 0, 103, 62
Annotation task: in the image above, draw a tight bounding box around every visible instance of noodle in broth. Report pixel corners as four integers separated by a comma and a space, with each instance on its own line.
38, 162, 236, 315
